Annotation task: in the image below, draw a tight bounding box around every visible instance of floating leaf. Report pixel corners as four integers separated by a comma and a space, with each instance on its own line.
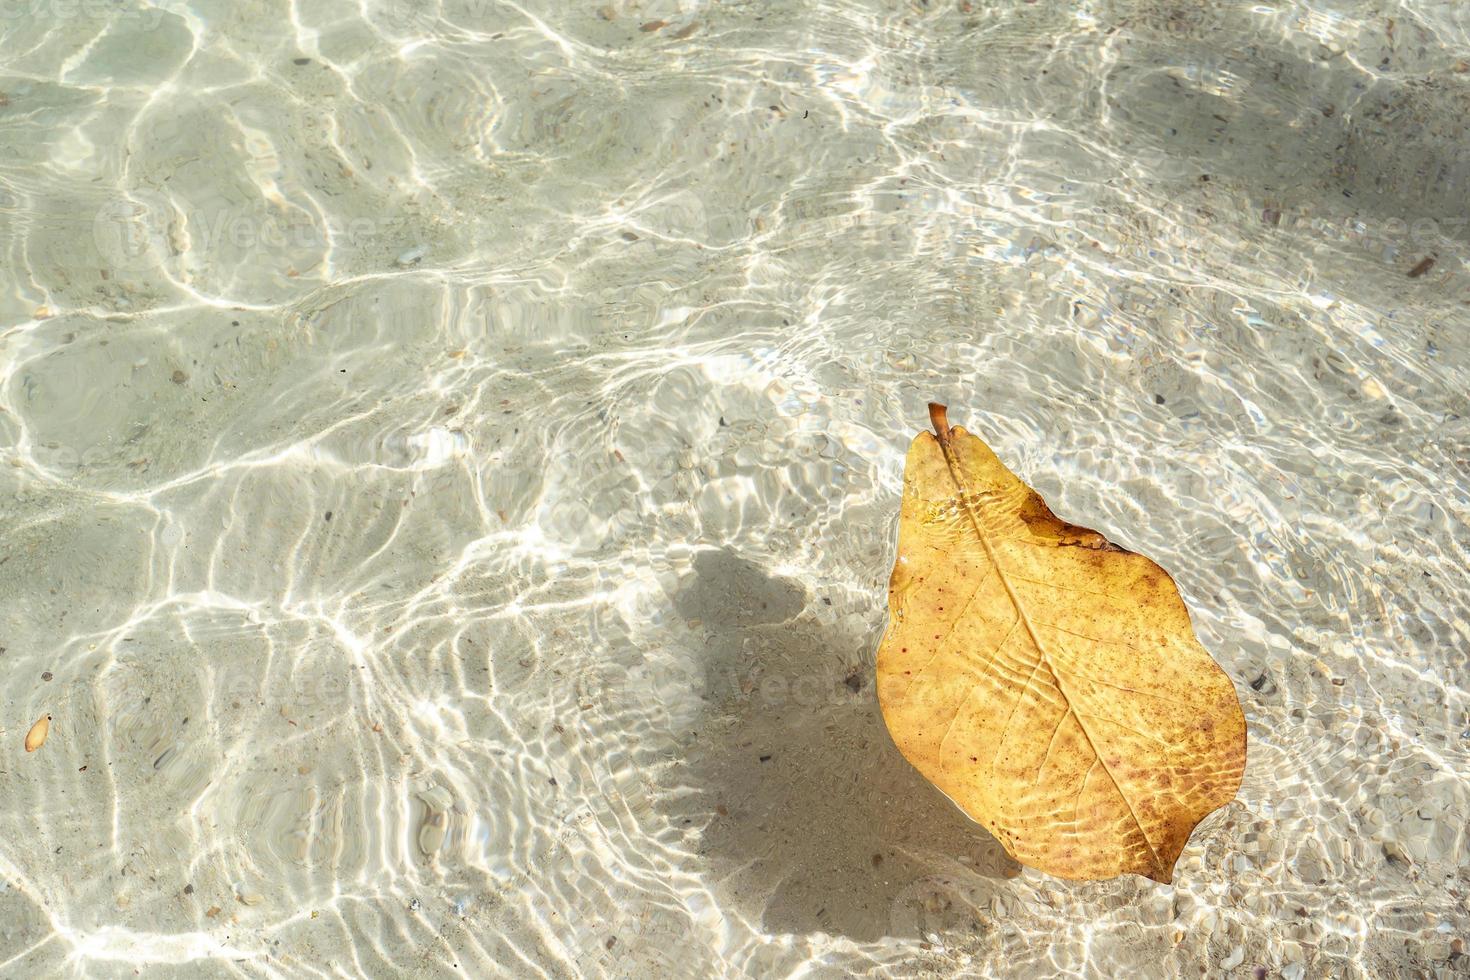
876, 404, 1246, 882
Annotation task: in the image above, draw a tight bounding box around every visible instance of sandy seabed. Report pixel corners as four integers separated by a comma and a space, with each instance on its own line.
0, 0, 1468, 977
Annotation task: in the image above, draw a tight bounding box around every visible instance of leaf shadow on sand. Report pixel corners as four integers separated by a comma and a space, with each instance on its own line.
657, 548, 1021, 943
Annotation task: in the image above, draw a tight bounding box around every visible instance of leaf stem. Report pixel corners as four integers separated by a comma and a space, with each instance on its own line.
928, 402, 950, 443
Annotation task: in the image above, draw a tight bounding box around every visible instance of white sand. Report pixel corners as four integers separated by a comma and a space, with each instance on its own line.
1, 1, 1467, 977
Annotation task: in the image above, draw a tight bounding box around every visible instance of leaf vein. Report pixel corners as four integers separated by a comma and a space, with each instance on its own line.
935, 438, 1167, 877
1034, 707, 1073, 786
896, 565, 995, 700
935, 617, 1021, 755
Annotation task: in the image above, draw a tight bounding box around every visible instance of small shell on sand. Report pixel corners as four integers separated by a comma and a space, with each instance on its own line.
25, 714, 50, 752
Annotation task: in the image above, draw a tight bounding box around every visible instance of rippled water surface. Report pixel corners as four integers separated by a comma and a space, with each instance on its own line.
2, 0, 1469, 976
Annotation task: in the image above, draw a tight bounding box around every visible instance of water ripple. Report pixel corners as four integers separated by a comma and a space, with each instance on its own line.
2, 0, 1469, 977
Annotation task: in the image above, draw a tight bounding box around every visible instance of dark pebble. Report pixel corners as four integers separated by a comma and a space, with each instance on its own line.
1408, 256, 1436, 278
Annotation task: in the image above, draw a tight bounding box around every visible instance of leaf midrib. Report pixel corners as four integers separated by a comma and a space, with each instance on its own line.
933, 430, 1165, 877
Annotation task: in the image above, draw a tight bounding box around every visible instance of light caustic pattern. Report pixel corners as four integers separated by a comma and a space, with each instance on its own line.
0, 0, 1467, 977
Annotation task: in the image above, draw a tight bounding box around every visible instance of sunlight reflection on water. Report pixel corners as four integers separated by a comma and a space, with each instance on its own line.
0, 0, 1468, 977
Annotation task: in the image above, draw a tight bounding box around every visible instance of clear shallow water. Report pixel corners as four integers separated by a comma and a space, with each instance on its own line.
1, 0, 1468, 976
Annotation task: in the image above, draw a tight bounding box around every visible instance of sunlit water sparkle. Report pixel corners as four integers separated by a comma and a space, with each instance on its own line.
1, 1, 1468, 977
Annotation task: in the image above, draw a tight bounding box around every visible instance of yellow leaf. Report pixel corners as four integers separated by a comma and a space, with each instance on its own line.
876, 404, 1246, 883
